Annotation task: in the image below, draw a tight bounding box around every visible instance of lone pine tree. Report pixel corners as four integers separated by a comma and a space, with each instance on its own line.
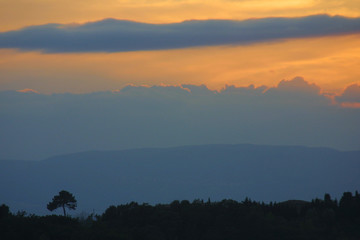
47, 190, 77, 216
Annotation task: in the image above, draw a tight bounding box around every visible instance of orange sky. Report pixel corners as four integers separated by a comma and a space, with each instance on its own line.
1, 0, 360, 31
1, 34, 359, 94
0, 0, 360, 94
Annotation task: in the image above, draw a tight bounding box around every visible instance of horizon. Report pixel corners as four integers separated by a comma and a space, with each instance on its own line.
3, 142, 357, 162
1, 144, 359, 215
1, 0, 359, 226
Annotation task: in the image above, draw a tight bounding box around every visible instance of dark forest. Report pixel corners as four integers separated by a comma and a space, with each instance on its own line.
1, 191, 360, 240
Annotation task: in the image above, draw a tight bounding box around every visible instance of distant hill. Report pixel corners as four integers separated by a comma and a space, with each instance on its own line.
0, 144, 359, 215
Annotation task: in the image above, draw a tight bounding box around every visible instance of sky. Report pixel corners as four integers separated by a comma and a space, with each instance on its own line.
1, 0, 360, 31
0, 0, 360, 94
1, 0, 360, 159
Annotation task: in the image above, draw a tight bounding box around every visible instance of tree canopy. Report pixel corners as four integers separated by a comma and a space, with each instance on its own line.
1, 190, 360, 239
47, 190, 77, 216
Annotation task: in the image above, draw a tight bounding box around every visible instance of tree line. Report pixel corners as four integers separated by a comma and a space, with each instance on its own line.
1, 191, 360, 240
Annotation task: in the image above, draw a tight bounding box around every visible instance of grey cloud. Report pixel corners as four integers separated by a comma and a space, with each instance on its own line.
0, 15, 360, 52
220, 84, 267, 95
274, 76, 321, 94
1, 77, 359, 160
336, 84, 360, 103
181, 84, 216, 95
119, 84, 216, 98
120, 85, 191, 96
262, 77, 330, 106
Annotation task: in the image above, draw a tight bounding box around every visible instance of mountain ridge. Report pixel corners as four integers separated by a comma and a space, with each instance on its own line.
35, 143, 353, 162
0, 144, 359, 215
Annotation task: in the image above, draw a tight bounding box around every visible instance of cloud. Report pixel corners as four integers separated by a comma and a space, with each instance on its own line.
119, 77, 323, 99
16, 88, 39, 94
274, 76, 321, 94
220, 84, 267, 95
1, 77, 359, 160
335, 84, 360, 108
120, 84, 217, 97
260, 77, 330, 106
120, 84, 192, 97
336, 84, 360, 103
0, 15, 360, 53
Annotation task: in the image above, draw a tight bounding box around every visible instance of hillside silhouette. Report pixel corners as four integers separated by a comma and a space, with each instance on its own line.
1, 191, 360, 239
1, 144, 359, 215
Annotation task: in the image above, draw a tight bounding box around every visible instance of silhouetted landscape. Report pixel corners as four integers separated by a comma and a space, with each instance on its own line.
1, 144, 360, 215
0, 144, 360, 214
2, 144, 359, 239
1, 190, 360, 240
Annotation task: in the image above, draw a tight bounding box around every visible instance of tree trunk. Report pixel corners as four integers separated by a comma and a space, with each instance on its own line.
62, 204, 66, 216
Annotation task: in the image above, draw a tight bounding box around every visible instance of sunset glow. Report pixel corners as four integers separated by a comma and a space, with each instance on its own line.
1, 0, 360, 31
1, 34, 359, 94
1, 0, 360, 96
1, 1, 360, 219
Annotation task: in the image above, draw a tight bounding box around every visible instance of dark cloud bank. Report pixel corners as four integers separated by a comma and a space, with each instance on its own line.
1, 77, 359, 160
1, 15, 360, 52
335, 84, 360, 103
